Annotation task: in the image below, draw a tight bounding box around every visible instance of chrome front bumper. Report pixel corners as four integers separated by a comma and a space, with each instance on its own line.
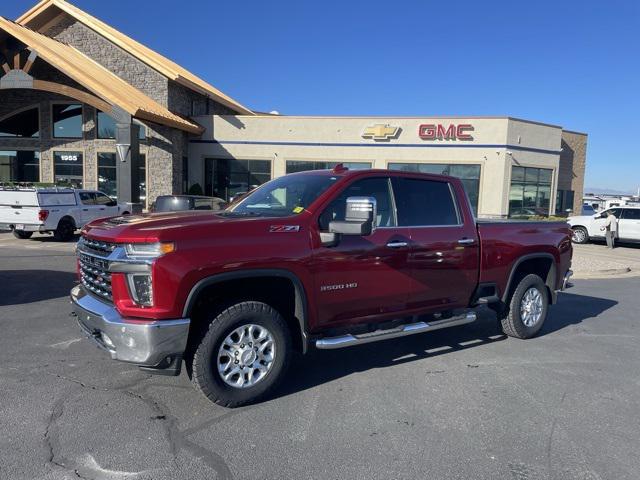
70, 285, 190, 367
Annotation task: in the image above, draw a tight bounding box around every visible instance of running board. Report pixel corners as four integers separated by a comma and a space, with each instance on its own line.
315, 311, 477, 350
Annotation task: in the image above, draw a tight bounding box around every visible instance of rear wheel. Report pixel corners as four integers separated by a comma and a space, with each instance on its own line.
500, 274, 549, 339
571, 226, 589, 244
191, 301, 292, 407
53, 218, 75, 242
12, 230, 33, 239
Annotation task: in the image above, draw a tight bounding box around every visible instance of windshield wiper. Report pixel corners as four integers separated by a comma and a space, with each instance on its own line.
218, 211, 264, 217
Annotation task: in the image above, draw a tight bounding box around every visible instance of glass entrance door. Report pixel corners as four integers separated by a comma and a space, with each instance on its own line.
204, 158, 271, 201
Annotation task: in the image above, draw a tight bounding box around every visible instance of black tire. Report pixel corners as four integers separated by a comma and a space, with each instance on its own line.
571, 226, 589, 244
500, 274, 549, 339
12, 230, 33, 239
191, 301, 292, 407
53, 218, 75, 242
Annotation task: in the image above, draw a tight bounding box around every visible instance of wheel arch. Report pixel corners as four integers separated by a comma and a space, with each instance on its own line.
502, 253, 557, 305
183, 269, 310, 353
58, 215, 77, 229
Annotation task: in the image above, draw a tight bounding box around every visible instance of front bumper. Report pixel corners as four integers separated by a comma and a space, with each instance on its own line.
70, 284, 190, 367
561, 269, 573, 290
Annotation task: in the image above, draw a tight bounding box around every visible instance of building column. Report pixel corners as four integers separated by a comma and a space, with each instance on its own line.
115, 110, 141, 211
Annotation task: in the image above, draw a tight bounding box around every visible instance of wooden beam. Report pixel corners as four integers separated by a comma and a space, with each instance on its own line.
23, 51, 38, 74
1, 63, 10, 74
32, 79, 113, 112
14, 52, 21, 70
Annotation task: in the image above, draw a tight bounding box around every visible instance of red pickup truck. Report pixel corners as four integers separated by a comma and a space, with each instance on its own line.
71, 166, 573, 407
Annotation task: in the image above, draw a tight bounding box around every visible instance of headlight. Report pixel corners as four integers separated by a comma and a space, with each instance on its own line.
128, 273, 153, 306
125, 242, 175, 258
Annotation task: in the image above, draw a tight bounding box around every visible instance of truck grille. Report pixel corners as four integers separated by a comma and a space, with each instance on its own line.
77, 236, 115, 302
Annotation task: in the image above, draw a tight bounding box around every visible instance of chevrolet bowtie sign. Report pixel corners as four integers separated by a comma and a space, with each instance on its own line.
362, 124, 400, 141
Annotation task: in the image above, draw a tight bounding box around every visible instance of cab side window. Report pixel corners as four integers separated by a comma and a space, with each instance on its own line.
392, 177, 460, 226
319, 177, 396, 231
79, 192, 96, 205
622, 209, 640, 220
95, 193, 114, 206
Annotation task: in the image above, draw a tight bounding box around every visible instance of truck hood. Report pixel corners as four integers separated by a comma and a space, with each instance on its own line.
82, 211, 303, 243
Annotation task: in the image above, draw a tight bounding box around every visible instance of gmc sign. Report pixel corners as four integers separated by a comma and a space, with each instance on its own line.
418, 123, 474, 141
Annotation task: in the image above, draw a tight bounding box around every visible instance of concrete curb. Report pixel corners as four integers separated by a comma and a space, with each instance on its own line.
572, 267, 634, 280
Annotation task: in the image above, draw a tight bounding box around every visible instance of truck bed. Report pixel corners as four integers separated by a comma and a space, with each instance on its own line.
477, 220, 573, 297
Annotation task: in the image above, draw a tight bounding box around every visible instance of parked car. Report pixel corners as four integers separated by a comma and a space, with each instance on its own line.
0, 187, 129, 241
568, 206, 640, 244
151, 195, 226, 213
71, 167, 573, 407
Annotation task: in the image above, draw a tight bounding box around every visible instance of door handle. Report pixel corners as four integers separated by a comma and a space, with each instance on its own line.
99, 208, 105, 210
82, 208, 89, 211
458, 238, 476, 245
386, 241, 408, 248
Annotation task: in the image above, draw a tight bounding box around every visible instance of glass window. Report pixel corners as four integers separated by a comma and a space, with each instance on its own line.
182, 156, 189, 194
54, 151, 83, 188
204, 158, 272, 200
286, 161, 371, 174
95, 192, 115, 206
52, 104, 83, 138
139, 154, 146, 204
0, 108, 39, 138
97, 153, 146, 202
97, 152, 117, 198
388, 163, 481, 214
79, 192, 95, 205
319, 177, 396, 230
96, 111, 146, 140
622, 209, 640, 220
0, 151, 40, 183
229, 174, 338, 218
392, 178, 459, 226
508, 167, 554, 217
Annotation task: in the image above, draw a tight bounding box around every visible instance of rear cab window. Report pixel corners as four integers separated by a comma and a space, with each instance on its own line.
391, 177, 460, 226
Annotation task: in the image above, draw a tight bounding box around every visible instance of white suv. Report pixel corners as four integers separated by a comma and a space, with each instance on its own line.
568, 206, 640, 244
0, 187, 129, 241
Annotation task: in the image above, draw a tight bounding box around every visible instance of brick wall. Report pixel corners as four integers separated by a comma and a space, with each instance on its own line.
559, 131, 588, 213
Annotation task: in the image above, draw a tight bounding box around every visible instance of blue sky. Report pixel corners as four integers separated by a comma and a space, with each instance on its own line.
5, 0, 639, 193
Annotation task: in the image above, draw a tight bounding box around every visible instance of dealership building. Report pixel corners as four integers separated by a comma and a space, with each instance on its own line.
0, 0, 587, 217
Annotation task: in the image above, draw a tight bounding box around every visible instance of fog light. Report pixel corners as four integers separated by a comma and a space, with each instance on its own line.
128, 274, 153, 306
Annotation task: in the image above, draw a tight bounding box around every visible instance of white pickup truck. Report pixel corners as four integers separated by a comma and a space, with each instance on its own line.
0, 187, 129, 241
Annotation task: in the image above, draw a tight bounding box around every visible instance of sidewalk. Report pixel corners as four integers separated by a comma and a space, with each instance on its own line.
572, 242, 640, 279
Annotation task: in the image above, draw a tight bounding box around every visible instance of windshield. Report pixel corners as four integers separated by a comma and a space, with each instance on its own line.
228, 174, 339, 217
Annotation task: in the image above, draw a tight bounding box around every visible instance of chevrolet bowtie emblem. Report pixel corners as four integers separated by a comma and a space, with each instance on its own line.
362, 124, 400, 141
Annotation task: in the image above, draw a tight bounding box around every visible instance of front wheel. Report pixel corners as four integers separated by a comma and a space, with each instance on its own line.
191, 301, 292, 407
12, 230, 33, 239
500, 274, 549, 339
571, 226, 589, 244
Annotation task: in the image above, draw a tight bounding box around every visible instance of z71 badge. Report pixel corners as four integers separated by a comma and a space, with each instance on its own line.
269, 225, 300, 233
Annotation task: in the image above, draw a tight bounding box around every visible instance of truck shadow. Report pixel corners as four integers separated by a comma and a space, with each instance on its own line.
0, 270, 78, 306
277, 291, 617, 400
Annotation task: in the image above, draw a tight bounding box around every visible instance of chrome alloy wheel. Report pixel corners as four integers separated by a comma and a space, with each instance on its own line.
217, 324, 276, 388
520, 287, 544, 327
572, 228, 586, 243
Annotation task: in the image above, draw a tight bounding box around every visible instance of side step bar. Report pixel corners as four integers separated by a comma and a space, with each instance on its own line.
315, 311, 477, 350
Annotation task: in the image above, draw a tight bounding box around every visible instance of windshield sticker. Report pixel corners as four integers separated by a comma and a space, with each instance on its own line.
269, 225, 300, 233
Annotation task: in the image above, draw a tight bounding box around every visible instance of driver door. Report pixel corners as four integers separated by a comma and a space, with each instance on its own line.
309, 177, 413, 329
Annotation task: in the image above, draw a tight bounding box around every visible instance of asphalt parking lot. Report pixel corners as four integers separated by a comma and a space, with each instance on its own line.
1, 233, 640, 480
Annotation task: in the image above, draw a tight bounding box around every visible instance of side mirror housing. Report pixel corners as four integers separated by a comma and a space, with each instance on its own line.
329, 196, 377, 236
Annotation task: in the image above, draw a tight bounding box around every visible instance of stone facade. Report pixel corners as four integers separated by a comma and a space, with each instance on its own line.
559, 131, 588, 213
14, 14, 238, 204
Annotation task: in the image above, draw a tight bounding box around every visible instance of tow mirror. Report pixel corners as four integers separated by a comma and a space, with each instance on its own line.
329, 196, 377, 236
